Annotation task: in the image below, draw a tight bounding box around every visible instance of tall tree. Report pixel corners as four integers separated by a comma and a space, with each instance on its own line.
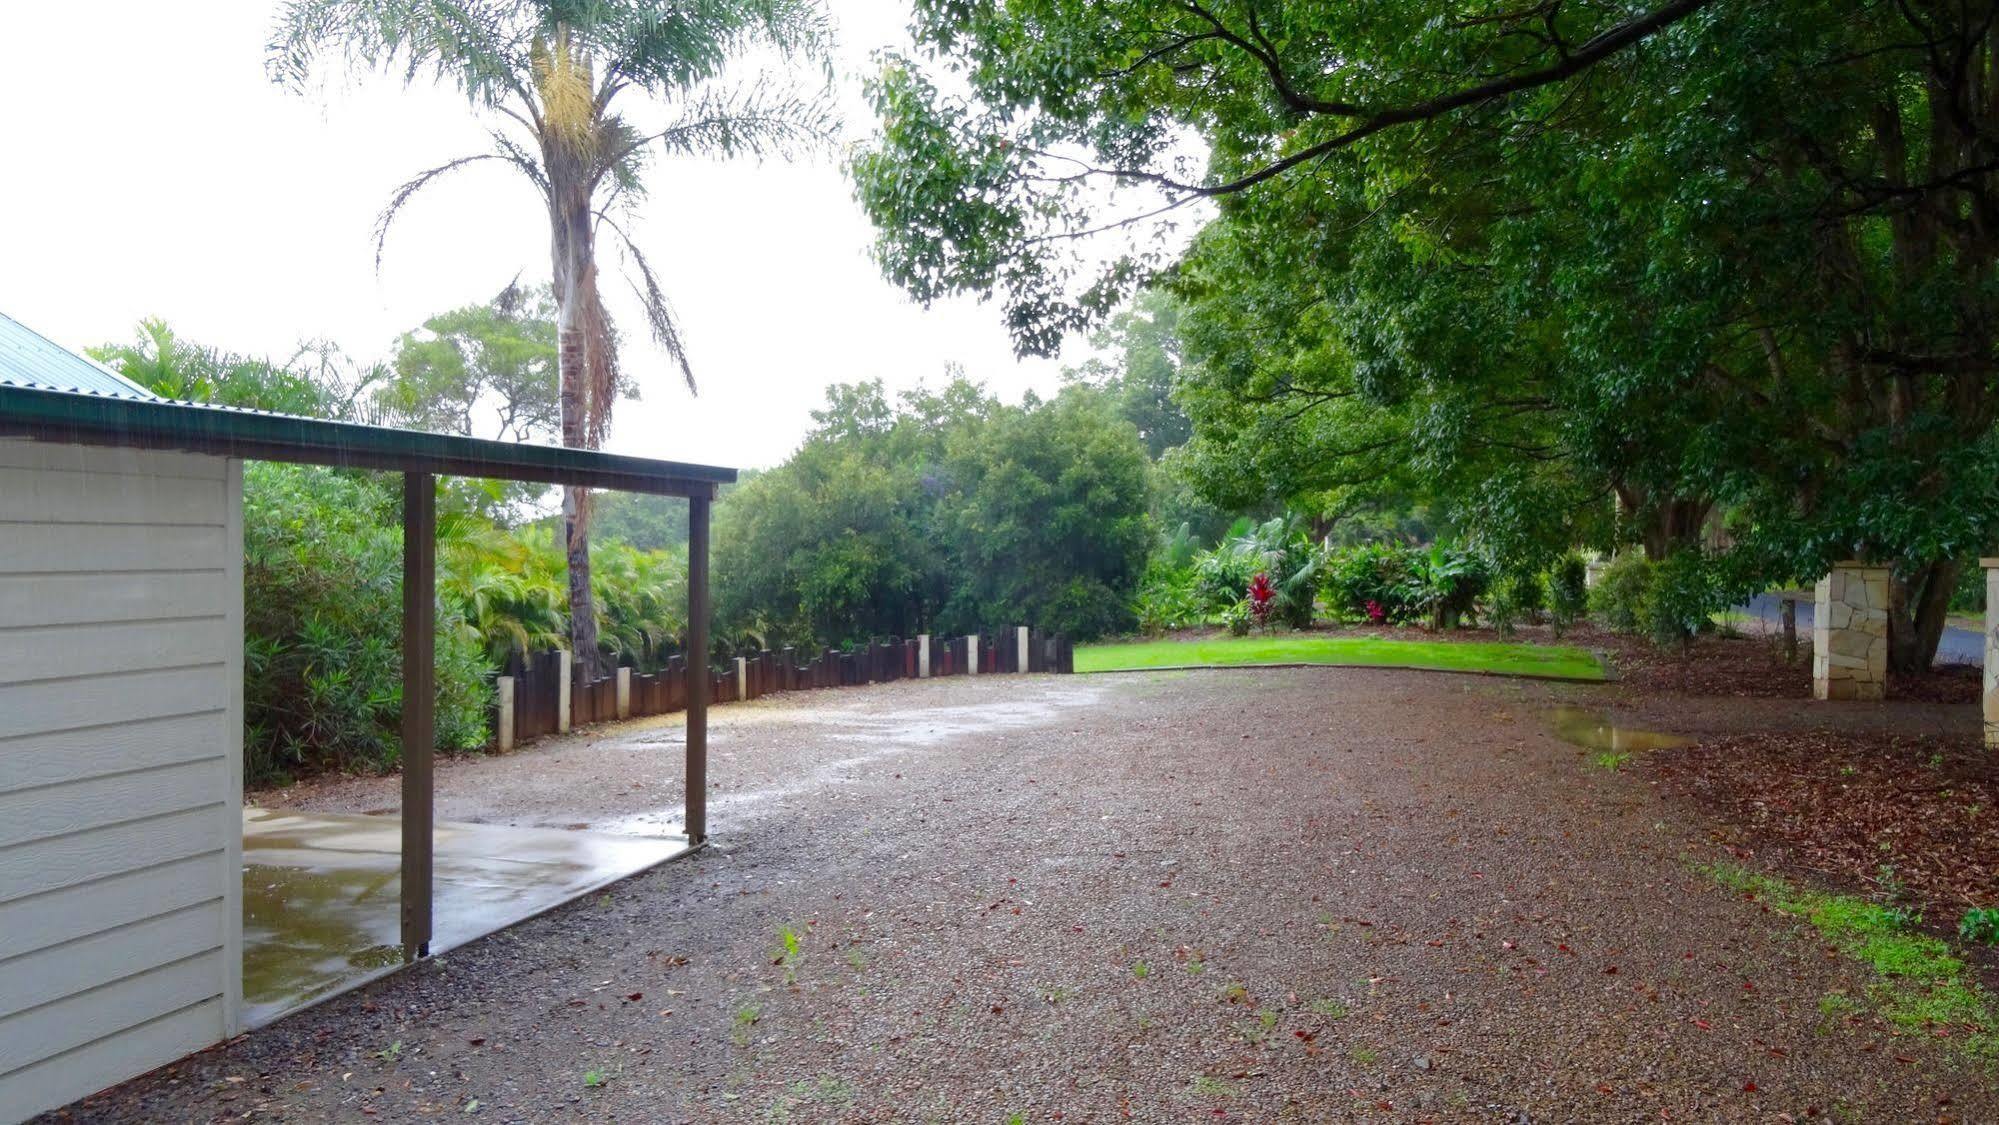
271, 0, 835, 672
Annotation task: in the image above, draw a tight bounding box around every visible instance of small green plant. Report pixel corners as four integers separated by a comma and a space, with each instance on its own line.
774, 924, 804, 984
1221, 599, 1252, 637
1219, 982, 1249, 1004
1132, 961, 1150, 979
1004, 1114, 1027, 1125
1960, 907, 1999, 945
1818, 992, 1861, 1019
1308, 998, 1349, 1018
1185, 958, 1206, 974
1590, 750, 1631, 771
1350, 1044, 1380, 1065
374, 1039, 404, 1062
732, 1003, 763, 1046
1188, 1075, 1236, 1098
583, 1064, 617, 1088
846, 949, 867, 970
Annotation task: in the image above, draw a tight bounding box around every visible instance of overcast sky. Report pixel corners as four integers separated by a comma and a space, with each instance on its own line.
0, 2, 1073, 470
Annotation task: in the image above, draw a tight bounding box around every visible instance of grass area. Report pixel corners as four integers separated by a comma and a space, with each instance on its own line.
1704, 862, 1998, 1060
1074, 633, 1606, 681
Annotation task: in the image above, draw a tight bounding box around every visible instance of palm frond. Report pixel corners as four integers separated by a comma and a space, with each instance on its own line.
267, 0, 526, 104
595, 207, 695, 394
374, 152, 509, 269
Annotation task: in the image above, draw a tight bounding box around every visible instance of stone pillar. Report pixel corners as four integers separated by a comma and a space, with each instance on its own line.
1983, 559, 1999, 748
1017, 626, 1030, 672
966, 634, 979, 675
918, 634, 931, 678
615, 667, 632, 720
495, 675, 515, 752
556, 650, 572, 733
1812, 562, 1888, 702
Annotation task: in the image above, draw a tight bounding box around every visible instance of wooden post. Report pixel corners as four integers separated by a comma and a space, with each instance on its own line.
686, 492, 711, 844
1781, 597, 1798, 665
496, 675, 515, 752
735, 656, 748, 701
616, 666, 632, 719
400, 472, 435, 961
1017, 626, 1030, 673
918, 634, 931, 678
556, 649, 572, 733
966, 634, 979, 675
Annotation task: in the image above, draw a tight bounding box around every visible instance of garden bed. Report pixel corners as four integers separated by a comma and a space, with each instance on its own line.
1648, 728, 1999, 917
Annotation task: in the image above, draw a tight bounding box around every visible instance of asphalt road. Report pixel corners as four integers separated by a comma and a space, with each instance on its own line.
1740, 592, 1983, 666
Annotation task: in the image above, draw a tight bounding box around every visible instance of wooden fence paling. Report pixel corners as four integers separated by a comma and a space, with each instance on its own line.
494, 627, 1072, 749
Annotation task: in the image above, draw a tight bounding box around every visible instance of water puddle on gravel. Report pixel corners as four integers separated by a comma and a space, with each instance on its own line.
598, 680, 1106, 836
1546, 706, 1691, 753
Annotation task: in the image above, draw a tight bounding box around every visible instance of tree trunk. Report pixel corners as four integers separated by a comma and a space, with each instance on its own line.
1887, 558, 1958, 677
551, 182, 602, 677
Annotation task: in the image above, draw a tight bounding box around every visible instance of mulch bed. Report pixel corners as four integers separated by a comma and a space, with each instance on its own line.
1648, 728, 1999, 915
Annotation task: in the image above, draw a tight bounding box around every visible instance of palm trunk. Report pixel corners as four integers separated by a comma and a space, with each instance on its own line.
551, 179, 602, 677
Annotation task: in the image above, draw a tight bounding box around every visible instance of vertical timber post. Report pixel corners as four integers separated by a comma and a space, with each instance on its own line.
496, 675, 516, 752
1017, 626, 1030, 673
966, 634, 979, 675
735, 656, 748, 701
557, 650, 572, 733
686, 492, 712, 844
616, 667, 632, 720
400, 472, 435, 961
918, 634, 931, 677
1781, 597, 1797, 665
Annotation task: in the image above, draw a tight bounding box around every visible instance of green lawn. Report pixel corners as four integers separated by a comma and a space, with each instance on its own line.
1074, 633, 1607, 681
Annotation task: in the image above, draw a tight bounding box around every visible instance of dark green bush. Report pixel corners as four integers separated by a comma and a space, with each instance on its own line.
1487, 570, 1545, 635
1401, 543, 1489, 629
1589, 552, 1654, 633
244, 464, 489, 785
1642, 550, 1720, 645
1322, 542, 1419, 622
1548, 554, 1589, 634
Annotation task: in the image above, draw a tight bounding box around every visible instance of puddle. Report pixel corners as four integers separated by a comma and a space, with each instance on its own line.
241, 808, 688, 1026
598, 680, 1105, 837
1546, 706, 1691, 753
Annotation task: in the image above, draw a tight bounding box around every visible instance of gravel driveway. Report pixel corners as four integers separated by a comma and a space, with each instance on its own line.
47, 669, 1995, 1122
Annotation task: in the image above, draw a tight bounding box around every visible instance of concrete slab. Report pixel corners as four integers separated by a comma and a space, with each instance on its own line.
241, 808, 689, 1027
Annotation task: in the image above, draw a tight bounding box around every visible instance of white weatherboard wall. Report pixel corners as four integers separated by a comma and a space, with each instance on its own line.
0, 439, 244, 1122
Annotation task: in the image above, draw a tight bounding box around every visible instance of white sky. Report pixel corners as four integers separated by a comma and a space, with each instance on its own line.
0, 1, 1072, 470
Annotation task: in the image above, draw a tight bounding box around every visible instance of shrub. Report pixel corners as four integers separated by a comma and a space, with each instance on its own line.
1194, 515, 1325, 627
1488, 570, 1545, 635
243, 465, 489, 785
1642, 550, 1719, 646
1400, 543, 1489, 629
1221, 599, 1252, 636
1548, 554, 1589, 635
1133, 565, 1203, 635
1589, 552, 1654, 632
1323, 542, 1419, 623
1961, 907, 1999, 945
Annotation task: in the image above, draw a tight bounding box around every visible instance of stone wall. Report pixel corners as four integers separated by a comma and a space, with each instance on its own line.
1812, 563, 1888, 702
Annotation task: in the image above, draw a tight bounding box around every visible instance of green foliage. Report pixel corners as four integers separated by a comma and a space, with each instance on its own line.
1487, 571, 1544, 637
243, 465, 489, 784
1401, 544, 1489, 630
380, 282, 560, 443
1078, 635, 1606, 680
1589, 554, 1654, 634
1962, 909, 1999, 946
1704, 863, 1999, 1058
1321, 543, 1419, 624
1643, 550, 1720, 647
715, 378, 1153, 647
1548, 555, 1590, 636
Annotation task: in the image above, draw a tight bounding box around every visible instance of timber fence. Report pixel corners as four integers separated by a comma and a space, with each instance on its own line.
491, 628, 1074, 751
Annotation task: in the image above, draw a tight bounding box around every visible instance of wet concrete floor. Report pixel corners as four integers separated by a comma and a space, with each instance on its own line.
241, 808, 688, 1026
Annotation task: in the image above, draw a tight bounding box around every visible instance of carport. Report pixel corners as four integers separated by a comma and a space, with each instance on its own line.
0, 312, 729, 1120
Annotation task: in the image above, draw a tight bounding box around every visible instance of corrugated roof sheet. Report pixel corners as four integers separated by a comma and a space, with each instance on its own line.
0, 311, 156, 399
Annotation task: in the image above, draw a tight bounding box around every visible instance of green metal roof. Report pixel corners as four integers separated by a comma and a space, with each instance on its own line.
0, 321, 734, 497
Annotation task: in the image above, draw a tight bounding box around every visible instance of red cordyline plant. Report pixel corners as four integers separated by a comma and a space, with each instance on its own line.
1365, 599, 1386, 624
1247, 571, 1276, 629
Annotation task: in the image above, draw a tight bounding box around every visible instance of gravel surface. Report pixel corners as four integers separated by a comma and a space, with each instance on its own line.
47, 669, 1997, 1123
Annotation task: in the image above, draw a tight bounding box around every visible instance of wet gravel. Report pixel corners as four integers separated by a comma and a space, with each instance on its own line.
48, 669, 1997, 1123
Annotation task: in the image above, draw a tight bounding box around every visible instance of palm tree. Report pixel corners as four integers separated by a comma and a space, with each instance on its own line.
270, 0, 834, 674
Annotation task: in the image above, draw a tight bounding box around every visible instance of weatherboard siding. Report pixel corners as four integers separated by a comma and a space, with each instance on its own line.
0, 439, 243, 1123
